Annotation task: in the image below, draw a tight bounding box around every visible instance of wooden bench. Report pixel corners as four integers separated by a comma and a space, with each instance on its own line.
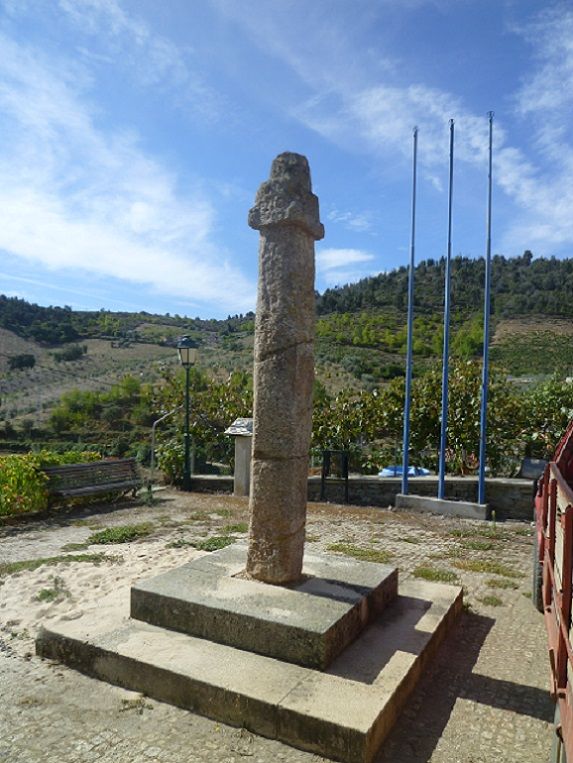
43, 458, 142, 501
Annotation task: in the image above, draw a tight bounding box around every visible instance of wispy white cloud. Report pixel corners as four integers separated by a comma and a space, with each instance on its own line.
57, 0, 223, 121
216, 0, 573, 256
326, 207, 376, 233
513, 5, 573, 119
316, 247, 377, 287
497, 4, 573, 252
0, 32, 255, 313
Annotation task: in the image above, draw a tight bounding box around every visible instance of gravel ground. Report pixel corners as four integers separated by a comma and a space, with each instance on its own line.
0, 489, 554, 762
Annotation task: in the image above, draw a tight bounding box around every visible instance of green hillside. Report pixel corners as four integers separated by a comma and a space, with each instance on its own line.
2, 251, 573, 427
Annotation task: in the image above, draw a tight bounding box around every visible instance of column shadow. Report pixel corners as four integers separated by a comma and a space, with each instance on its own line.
375, 611, 553, 762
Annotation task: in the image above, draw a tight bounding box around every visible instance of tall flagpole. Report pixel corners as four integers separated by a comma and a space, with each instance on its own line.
478, 112, 494, 505
438, 119, 455, 500
401, 127, 419, 496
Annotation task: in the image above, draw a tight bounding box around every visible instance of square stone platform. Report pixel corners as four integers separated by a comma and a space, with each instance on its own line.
131, 544, 398, 669
37, 575, 462, 763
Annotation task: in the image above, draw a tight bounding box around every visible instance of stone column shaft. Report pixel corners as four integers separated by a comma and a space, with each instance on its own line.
246, 152, 324, 584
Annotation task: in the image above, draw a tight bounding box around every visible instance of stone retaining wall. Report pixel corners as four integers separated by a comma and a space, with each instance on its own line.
192, 475, 535, 522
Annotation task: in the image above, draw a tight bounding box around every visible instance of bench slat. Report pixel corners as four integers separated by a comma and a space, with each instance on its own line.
43, 459, 141, 500
51, 481, 141, 498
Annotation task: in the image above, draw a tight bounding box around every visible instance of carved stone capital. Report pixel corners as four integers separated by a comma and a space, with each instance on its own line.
248, 152, 324, 241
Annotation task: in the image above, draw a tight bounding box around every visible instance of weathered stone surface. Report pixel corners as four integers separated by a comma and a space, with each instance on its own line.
246, 152, 324, 584
130, 544, 398, 669
395, 493, 489, 520
36, 579, 462, 763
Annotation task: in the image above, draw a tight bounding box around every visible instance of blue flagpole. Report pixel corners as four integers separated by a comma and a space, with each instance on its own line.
478, 112, 494, 505
438, 119, 455, 500
402, 127, 418, 496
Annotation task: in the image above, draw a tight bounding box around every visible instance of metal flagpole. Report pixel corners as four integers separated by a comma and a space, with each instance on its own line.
401, 127, 418, 496
438, 119, 455, 500
478, 112, 494, 505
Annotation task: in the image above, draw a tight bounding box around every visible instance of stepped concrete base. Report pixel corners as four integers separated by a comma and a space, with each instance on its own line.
37, 578, 462, 763
131, 545, 398, 669
396, 493, 489, 520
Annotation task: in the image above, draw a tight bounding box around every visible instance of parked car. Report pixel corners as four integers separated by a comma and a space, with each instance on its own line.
378, 465, 431, 477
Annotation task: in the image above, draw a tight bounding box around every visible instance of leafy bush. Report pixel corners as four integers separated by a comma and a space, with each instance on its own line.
156, 439, 185, 484
0, 450, 101, 517
53, 344, 86, 363
8, 353, 36, 371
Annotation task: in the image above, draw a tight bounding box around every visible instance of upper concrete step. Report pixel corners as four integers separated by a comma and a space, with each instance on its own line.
131, 544, 398, 669
37, 578, 462, 763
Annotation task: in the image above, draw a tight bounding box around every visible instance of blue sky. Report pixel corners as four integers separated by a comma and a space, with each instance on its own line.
0, 0, 571, 318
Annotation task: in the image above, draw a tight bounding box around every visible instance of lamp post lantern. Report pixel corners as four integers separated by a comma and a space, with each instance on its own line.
177, 335, 198, 491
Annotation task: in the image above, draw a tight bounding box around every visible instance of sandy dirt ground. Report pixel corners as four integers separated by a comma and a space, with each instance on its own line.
0, 489, 554, 762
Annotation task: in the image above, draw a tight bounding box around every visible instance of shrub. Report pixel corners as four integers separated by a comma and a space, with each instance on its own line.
53, 344, 86, 363
156, 439, 184, 484
8, 354, 36, 370
0, 450, 101, 517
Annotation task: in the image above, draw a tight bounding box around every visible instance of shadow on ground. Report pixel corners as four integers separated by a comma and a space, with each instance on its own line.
0, 494, 154, 536
376, 611, 553, 762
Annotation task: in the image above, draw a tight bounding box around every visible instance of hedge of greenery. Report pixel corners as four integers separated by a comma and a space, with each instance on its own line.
0, 450, 101, 517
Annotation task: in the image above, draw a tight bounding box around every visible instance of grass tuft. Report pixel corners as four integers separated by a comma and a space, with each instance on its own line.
452, 559, 523, 578
61, 542, 89, 552
458, 540, 495, 552
87, 524, 153, 545
413, 566, 459, 584
35, 576, 69, 603
0, 553, 116, 577
485, 577, 519, 590
192, 535, 235, 552
326, 543, 393, 564
165, 538, 195, 549
223, 522, 249, 534
477, 594, 504, 607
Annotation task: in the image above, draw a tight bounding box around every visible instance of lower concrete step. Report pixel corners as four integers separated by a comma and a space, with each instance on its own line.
131, 544, 398, 669
37, 579, 462, 763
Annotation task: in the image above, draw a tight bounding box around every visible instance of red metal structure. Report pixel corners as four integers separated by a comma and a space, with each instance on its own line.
534, 419, 573, 762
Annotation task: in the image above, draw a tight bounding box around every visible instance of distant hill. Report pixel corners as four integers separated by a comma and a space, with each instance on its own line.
316, 251, 573, 317
2, 251, 573, 424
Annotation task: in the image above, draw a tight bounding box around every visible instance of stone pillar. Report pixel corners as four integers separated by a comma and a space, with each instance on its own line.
246, 152, 324, 584
234, 436, 252, 497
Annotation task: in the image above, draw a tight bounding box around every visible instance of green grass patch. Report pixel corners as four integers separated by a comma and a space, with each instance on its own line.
165, 538, 195, 549
429, 548, 464, 561
452, 559, 522, 578
60, 542, 89, 551
35, 576, 69, 603
223, 522, 248, 534
192, 535, 235, 552
477, 594, 504, 607
513, 527, 532, 537
458, 540, 496, 552
449, 527, 506, 541
485, 577, 519, 590
413, 566, 459, 584
70, 520, 101, 529
327, 543, 393, 564
0, 553, 115, 577
184, 511, 214, 523
87, 523, 153, 545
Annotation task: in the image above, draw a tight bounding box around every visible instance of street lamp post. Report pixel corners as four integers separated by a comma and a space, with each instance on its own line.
177, 336, 198, 491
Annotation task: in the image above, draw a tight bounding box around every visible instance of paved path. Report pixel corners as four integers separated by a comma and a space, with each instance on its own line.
0, 491, 554, 762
